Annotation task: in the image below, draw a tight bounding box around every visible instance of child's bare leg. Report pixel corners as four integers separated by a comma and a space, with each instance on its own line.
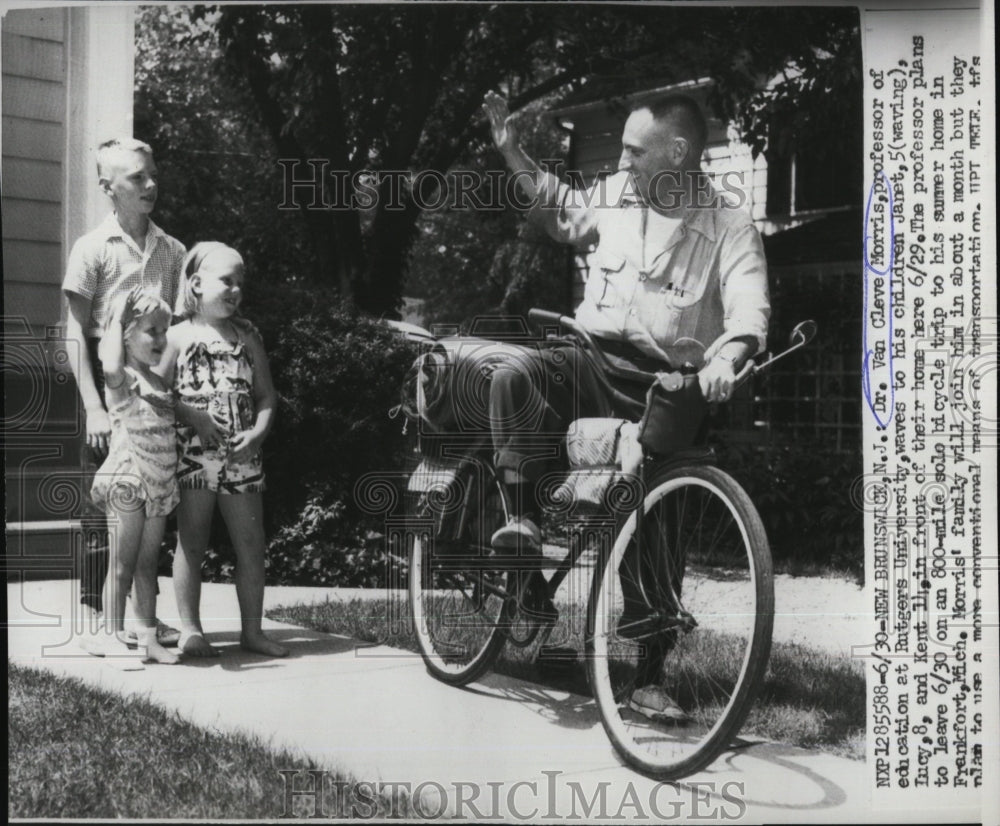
82, 503, 143, 659
133, 515, 178, 665
219, 492, 288, 658
173, 489, 219, 657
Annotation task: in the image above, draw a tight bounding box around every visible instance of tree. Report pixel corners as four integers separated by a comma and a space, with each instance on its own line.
133, 6, 312, 288
140, 5, 861, 319
131, 6, 863, 583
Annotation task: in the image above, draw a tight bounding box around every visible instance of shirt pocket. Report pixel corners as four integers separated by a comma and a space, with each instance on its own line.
655, 252, 712, 311
647, 257, 713, 340
587, 250, 627, 308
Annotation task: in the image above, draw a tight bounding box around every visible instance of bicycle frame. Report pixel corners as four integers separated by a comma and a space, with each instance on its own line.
524, 309, 817, 589
407, 313, 816, 579
403, 311, 818, 776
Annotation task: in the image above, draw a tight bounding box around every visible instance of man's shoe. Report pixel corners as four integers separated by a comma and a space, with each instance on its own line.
491, 516, 542, 553
628, 685, 692, 724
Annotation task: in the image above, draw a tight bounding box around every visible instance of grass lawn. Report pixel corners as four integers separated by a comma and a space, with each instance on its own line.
270, 594, 865, 761
8, 663, 414, 820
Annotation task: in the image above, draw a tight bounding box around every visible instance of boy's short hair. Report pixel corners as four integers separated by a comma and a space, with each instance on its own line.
178, 241, 244, 318
96, 137, 154, 179
632, 95, 708, 164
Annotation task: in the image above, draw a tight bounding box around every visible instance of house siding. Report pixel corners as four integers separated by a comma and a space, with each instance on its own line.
3, 6, 135, 547
2, 8, 68, 334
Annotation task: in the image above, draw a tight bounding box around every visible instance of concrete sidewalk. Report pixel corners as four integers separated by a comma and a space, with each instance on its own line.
7, 577, 891, 821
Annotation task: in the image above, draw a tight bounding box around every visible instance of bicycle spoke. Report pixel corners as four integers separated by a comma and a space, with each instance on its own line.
410, 470, 511, 684
588, 465, 773, 778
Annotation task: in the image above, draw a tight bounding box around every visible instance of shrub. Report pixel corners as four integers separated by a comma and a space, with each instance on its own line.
187, 292, 419, 587
262, 304, 418, 531
264, 492, 395, 588
711, 438, 864, 580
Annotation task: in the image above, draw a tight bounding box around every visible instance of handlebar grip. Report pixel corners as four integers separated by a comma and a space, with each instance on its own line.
527, 309, 567, 329
732, 358, 756, 388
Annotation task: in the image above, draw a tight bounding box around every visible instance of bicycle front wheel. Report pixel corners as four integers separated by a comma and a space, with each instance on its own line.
409, 466, 511, 685
587, 464, 773, 778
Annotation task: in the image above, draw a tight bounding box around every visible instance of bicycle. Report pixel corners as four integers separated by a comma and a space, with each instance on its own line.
401, 310, 816, 779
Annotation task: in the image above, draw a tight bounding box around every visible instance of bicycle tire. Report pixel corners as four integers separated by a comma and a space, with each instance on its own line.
587, 463, 773, 778
409, 465, 511, 685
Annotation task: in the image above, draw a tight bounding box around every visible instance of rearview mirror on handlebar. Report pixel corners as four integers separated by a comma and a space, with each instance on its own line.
789, 320, 818, 349
744, 319, 819, 380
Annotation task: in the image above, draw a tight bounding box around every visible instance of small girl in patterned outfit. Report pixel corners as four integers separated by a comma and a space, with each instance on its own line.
84, 288, 179, 665
157, 242, 288, 658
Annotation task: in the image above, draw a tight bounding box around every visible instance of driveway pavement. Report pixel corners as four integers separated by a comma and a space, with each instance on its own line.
4, 577, 976, 822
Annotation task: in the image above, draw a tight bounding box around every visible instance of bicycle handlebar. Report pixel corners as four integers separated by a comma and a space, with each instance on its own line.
527, 309, 662, 386
527, 308, 818, 398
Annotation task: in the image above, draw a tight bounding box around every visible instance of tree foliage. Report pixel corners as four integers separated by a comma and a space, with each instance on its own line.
132, 5, 863, 584
137, 4, 861, 321
133, 6, 311, 290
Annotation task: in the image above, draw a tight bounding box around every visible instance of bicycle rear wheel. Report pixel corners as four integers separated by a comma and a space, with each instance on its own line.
409, 465, 511, 685
587, 464, 773, 778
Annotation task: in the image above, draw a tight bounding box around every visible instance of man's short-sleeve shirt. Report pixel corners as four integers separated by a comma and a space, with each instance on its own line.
62, 213, 186, 336
531, 171, 770, 365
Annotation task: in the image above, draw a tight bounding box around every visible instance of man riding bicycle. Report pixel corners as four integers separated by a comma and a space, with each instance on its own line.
480, 91, 771, 720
